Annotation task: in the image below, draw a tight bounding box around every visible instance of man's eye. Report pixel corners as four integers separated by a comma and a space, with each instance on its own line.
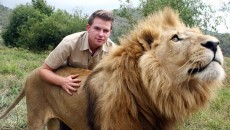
171, 34, 182, 42
103, 30, 109, 33
94, 27, 100, 30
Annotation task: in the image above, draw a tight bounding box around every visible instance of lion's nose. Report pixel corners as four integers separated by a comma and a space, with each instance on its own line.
201, 41, 219, 53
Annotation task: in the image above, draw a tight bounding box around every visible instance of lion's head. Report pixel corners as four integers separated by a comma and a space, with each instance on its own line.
135, 8, 224, 83
134, 7, 225, 120
86, 7, 225, 129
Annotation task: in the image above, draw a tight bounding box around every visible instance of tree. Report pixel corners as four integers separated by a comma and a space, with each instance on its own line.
0, 4, 11, 28
31, 0, 54, 16
139, 0, 227, 33
2, 5, 45, 47
112, 0, 142, 43
2, 0, 54, 47
114, 0, 229, 36
140, 0, 202, 26
18, 9, 87, 51
219, 0, 230, 32
1, 1, 87, 51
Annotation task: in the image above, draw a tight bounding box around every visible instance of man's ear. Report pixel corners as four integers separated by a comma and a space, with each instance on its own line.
86, 24, 90, 32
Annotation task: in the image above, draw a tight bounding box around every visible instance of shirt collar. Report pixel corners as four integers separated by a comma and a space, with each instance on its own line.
80, 31, 89, 51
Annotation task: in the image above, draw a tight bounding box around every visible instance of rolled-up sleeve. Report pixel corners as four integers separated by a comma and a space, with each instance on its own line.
45, 38, 72, 69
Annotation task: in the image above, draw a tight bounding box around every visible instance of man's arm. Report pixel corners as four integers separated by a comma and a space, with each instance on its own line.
38, 63, 81, 95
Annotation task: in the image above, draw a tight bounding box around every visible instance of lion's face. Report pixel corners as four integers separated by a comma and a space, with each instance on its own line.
137, 24, 225, 120
153, 29, 224, 83
134, 8, 225, 86
133, 9, 225, 88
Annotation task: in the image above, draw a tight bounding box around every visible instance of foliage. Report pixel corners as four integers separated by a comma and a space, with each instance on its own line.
1, 0, 87, 51
1, 5, 45, 47
113, 0, 212, 43
217, 33, 230, 57
139, 0, 216, 29
112, 0, 142, 43
32, 0, 54, 16
115, 0, 228, 36
206, 31, 230, 57
116, 0, 140, 26
113, 0, 230, 54
18, 9, 87, 51
0, 5, 11, 28
111, 16, 132, 43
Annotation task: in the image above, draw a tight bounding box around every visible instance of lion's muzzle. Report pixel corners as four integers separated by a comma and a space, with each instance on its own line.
201, 40, 219, 54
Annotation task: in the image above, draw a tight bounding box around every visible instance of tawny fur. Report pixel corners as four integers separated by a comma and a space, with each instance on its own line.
0, 7, 225, 130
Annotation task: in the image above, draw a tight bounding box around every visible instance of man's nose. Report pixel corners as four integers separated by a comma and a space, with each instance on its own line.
98, 30, 105, 36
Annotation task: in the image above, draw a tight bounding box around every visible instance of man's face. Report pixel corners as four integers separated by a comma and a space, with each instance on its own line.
87, 17, 112, 49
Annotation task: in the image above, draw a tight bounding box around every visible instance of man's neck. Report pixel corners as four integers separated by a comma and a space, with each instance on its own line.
89, 48, 95, 56
89, 43, 100, 56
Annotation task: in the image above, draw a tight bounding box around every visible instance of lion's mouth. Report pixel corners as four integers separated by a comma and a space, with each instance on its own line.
188, 59, 221, 75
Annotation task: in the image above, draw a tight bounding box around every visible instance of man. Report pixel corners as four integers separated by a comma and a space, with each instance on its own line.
39, 10, 115, 96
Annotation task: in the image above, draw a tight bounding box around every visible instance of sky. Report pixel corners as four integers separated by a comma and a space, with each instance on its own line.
0, 0, 140, 15
0, 0, 229, 33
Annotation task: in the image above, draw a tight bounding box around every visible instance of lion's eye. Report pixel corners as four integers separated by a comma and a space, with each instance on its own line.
171, 34, 182, 42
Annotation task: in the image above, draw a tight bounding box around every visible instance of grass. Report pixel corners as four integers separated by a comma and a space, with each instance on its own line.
0, 46, 229, 129
181, 87, 230, 129
0, 45, 48, 129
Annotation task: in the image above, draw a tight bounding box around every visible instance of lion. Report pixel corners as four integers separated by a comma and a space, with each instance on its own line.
0, 7, 225, 130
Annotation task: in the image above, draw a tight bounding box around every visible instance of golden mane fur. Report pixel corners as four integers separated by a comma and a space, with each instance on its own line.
0, 7, 225, 130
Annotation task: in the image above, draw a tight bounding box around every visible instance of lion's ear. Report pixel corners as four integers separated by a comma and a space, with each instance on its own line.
137, 27, 159, 51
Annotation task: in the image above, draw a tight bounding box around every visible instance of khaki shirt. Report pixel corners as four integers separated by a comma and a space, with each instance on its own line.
45, 31, 115, 70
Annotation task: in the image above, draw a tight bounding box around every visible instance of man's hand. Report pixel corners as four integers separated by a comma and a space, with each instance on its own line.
60, 74, 81, 96
39, 63, 82, 96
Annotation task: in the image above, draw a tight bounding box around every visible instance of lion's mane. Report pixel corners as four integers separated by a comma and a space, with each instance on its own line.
84, 7, 225, 130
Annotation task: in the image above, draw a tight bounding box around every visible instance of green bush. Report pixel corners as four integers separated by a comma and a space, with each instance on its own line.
2, 5, 46, 47
1, 1, 87, 51
18, 10, 87, 51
